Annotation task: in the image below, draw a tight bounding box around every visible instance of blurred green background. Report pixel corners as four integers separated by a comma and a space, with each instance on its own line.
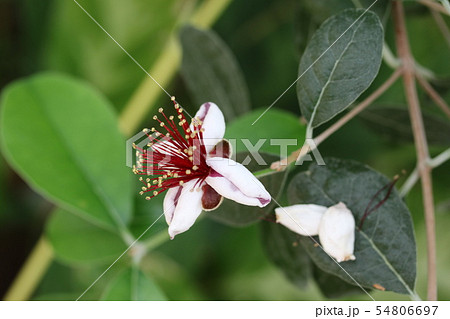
1, 0, 449, 300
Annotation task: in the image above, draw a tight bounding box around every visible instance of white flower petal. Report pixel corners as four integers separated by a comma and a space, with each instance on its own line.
275, 204, 327, 236
205, 157, 271, 207
319, 202, 356, 262
163, 186, 182, 225
168, 179, 204, 239
194, 102, 225, 153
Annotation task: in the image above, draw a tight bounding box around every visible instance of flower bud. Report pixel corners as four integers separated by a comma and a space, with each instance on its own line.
318, 202, 356, 262
275, 204, 327, 236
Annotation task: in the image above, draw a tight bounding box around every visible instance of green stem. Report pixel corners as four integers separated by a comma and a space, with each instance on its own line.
253, 167, 281, 178
3, 237, 53, 301
143, 229, 170, 251
400, 148, 450, 197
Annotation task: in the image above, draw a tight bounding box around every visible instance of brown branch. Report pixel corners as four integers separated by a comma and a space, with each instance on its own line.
270, 69, 402, 171
315, 68, 403, 145
393, 0, 437, 301
416, 73, 450, 119
430, 9, 450, 49
418, 0, 450, 16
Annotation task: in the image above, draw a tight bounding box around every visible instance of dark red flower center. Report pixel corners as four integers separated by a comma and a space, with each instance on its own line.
133, 97, 210, 200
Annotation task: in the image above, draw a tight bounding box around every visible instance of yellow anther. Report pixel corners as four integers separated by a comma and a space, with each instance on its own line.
169, 115, 174, 120
173, 173, 179, 178
153, 115, 158, 120
189, 156, 193, 161
153, 191, 158, 196
160, 122, 165, 127
145, 196, 151, 200
146, 178, 150, 182
171, 96, 176, 101
139, 191, 144, 195
143, 128, 149, 133
192, 165, 198, 171
158, 108, 163, 113
179, 181, 184, 185
132, 143, 137, 149
186, 169, 191, 175
178, 115, 183, 119
139, 177, 143, 181
141, 187, 147, 191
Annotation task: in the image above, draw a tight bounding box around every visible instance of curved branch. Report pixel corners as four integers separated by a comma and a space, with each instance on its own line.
393, 0, 437, 301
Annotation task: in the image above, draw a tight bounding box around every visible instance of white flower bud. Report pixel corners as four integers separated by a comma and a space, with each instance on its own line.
318, 202, 356, 262
275, 204, 327, 236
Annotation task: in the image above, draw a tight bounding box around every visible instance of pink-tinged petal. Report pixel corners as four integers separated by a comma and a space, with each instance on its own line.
168, 179, 204, 239
201, 184, 223, 211
163, 186, 182, 225
205, 157, 271, 207
208, 139, 232, 159
194, 102, 225, 153
275, 204, 327, 236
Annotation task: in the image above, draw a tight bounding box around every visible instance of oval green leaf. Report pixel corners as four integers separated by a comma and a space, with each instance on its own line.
313, 265, 367, 299
47, 208, 127, 265
297, 9, 383, 128
287, 158, 416, 295
260, 221, 311, 288
180, 25, 251, 121
225, 108, 306, 156
0, 73, 132, 228
102, 267, 166, 301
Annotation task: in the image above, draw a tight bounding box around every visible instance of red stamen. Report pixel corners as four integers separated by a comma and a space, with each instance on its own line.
133, 97, 210, 200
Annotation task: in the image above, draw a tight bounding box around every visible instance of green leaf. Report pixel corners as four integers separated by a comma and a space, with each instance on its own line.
47, 208, 127, 265
225, 108, 306, 155
0, 73, 132, 228
287, 158, 417, 295
301, 0, 390, 25
260, 221, 311, 288
207, 152, 288, 227
102, 267, 166, 301
180, 25, 251, 121
297, 9, 383, 128
360, 106, 450, 146
313, 265, 366, 299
